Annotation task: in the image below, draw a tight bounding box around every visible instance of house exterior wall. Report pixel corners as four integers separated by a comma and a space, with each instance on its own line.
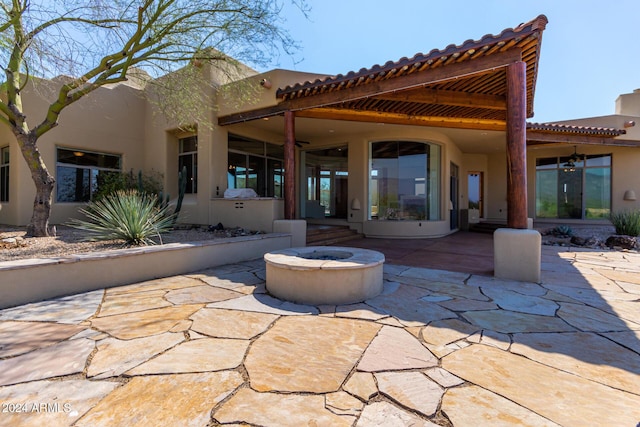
2, 63, 639, 237
0, 79, 147, 226
527, 145, 640, 217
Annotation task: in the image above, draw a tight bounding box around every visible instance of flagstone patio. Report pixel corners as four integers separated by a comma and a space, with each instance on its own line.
0, 245, 639, 426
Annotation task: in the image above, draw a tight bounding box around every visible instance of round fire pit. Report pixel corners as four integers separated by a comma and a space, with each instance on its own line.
264, 246, 385, 305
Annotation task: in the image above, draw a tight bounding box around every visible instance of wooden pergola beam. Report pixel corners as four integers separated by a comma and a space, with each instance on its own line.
218, 49, 522, 126
373, 88, 507, 110
284, 111, 296, 219
506, 61, 528, 229
296, 107, 507, 131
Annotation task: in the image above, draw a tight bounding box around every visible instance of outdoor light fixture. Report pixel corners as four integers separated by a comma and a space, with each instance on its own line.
562, 146, 581, 172
351, 198, 361, 210
260, 78, 272, 89
623, 190, 637, 201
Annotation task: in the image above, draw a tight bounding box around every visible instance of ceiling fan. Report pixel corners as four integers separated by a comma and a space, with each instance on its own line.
295, 140, 310, 148
562, 146, 583, 171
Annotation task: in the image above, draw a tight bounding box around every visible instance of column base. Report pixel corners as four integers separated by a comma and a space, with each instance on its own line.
494, 228, 541, 283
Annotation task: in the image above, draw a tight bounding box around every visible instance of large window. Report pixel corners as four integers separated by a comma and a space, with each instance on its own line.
536, 153, 611, 219
179, 135, 197, 194
56, 148, 121, 202
227, 134, 284, 197
369, 141, 441, 220
0, 146, 8, 202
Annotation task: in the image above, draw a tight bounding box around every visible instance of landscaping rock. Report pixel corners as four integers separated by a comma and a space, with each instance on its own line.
605, 235, 637, 250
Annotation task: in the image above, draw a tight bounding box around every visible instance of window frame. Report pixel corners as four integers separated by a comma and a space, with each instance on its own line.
535, 153, 612, 220
368, 140, 441, 221
55, 147, 122, 203
227, 133, 284, 198
0, 146, 9, 202
178, 135, 198, 194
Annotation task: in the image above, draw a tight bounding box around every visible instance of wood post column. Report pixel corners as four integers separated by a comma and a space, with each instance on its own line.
506, 61, 528, 229
284, 110, 296, 219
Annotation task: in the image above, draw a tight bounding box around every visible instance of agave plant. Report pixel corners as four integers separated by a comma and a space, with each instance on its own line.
67, 190, 175, 245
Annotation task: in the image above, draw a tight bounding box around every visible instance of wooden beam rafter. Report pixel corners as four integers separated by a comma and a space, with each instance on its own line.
372, 88, 507, 110
296, 107, 507, 131
218, 49, 522, 126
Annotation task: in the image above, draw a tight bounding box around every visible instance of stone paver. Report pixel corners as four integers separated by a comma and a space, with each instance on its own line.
90, 304, 202, 339
0, 290, 103, 323
207, 293, 318, 315
164, 285, 243, 304
442, 344, 640, 426
462, 309, 577, 333
77, 371, 242, 426
214, 388, 354, 426
356, 401, 439, 427
511, 331, 640, 394
246, 316, 380, 392
442, 385, 562, 426
0, 379, 120, 427
127, 338, 249, 375
0, 321, 84, 358
344, 371, 378, 401
189, 307, 278, 339
1, 246, 639, 426
375, 371, 443, 416
325, 391, 365, 416
87, 332, 185, 378
358, 325, 438, 371
0, 338, 94, 386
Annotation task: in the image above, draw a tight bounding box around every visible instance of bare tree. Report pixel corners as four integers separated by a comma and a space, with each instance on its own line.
0, 0, 306, 236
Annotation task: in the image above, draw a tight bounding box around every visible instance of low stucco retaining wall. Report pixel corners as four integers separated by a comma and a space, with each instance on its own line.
0, 233, 291, 310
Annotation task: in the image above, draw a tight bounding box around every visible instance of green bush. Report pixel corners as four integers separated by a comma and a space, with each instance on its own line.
610, 209, 640, 236
67, 190, 175, 245
93, 169, 164, 202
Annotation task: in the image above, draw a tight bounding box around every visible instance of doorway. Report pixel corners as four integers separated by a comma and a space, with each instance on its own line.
303, 146, 349, 219
450, 163, 459, 229
468, 171, 484, 218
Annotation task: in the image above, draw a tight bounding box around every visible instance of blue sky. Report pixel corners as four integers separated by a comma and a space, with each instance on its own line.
264, 0, 640, 123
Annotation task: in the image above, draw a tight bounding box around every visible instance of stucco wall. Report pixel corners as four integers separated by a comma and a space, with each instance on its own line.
528, 145, 640, 216
0, 79, 147, 226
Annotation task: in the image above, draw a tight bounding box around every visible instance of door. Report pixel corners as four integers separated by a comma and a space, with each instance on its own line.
303, 146, 349, 219
558, 168, 583, 219
468, 172, 483, 218
450, 163, 459, 229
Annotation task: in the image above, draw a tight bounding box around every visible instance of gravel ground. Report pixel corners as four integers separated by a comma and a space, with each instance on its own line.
0, 225, 257, 262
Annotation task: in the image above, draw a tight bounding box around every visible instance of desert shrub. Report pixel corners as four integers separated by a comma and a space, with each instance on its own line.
93, 169, 164, 202
610, 209, 640, 236
67, 190, 175, 245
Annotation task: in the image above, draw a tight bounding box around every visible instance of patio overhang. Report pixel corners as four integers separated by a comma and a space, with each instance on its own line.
526, 122, 632, 147
219, 15, 548, 130
219, 15, 549, 225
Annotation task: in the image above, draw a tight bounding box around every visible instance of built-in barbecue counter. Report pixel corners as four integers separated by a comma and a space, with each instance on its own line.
210, 196, 284, 233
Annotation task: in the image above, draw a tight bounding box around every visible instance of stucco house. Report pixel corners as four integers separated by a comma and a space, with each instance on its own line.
1, 15, 639, 244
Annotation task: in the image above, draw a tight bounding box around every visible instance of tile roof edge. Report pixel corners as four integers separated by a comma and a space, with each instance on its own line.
277, 14, 548, 98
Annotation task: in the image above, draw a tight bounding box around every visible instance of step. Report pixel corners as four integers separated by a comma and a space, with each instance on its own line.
306, 225, 362, 246
469, 222, 505, 234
